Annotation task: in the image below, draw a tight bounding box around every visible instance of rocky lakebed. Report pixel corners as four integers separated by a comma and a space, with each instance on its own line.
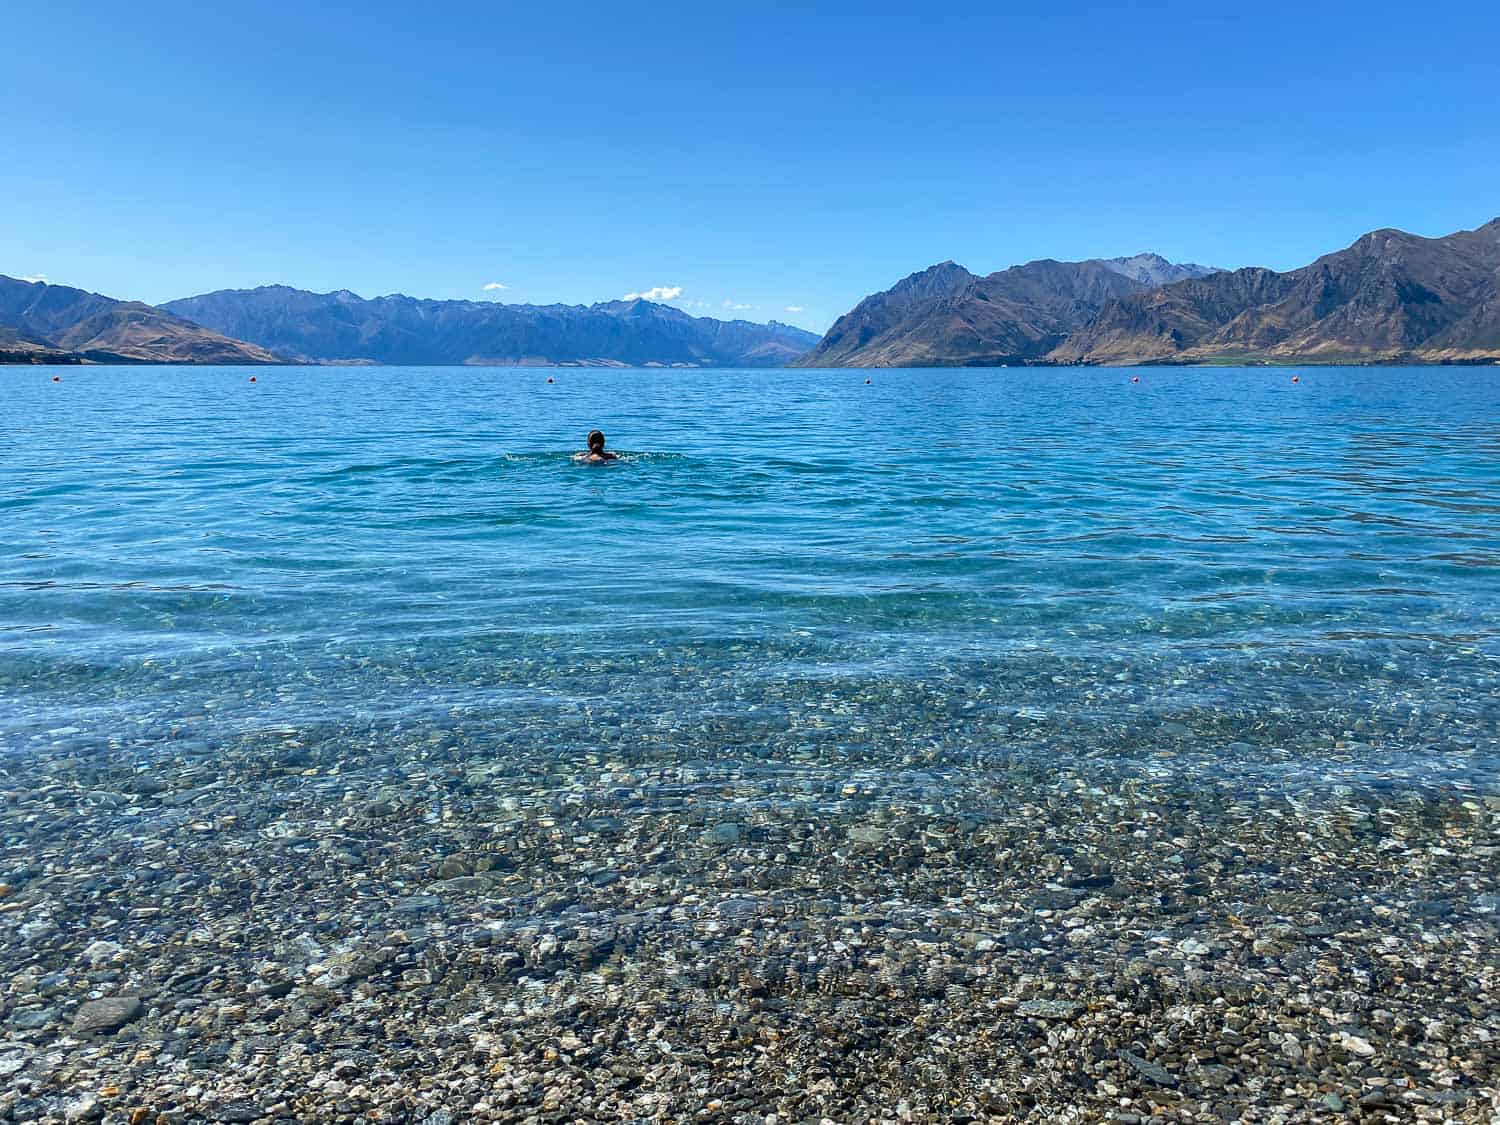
1, 701, 1496, 1124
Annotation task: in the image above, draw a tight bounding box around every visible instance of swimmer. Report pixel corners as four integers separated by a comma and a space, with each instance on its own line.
573, 429, 620, 464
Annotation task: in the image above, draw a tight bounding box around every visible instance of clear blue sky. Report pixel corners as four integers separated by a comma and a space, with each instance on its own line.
5, 0, 1496, 332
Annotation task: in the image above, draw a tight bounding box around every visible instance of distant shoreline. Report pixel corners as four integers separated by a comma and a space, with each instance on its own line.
5, 357, 1498, 369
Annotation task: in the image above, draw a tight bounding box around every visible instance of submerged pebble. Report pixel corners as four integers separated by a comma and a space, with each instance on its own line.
0, 717, 1493, 1122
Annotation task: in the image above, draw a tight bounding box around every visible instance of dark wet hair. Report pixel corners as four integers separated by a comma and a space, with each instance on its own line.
587, 430, 605, 451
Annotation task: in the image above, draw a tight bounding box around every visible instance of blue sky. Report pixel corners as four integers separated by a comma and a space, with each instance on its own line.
5, 0, 1497, 332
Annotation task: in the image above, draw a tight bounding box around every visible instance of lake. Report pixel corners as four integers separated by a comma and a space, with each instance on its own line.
6, 365, 1498, 792
1, 365, 1497, 1120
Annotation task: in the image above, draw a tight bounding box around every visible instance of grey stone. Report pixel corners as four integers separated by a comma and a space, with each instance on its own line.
433, 875, 489, 893
391, 895, 443, 913
1118, 1049, 1178, 1088
1016, 999, 1085, 1020
1199, 1064, 1234, 1088
64, 1094, 103, 1123
72, 996, 145, 1034
703, 823, 742, 846
9, 1007, 58, 1030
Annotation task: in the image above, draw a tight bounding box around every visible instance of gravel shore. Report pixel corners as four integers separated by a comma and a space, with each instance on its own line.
2, 713, 1496, 1124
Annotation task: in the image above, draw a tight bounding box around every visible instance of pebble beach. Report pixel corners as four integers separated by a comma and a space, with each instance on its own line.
2, 707, 1498, 1123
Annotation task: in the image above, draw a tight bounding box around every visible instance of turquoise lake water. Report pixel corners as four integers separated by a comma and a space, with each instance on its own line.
2, 365, 1498, 799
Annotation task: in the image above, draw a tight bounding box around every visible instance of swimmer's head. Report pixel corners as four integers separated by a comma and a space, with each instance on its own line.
587, 429, 606, 453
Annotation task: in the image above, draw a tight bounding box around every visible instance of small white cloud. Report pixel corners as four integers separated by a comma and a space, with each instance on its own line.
622, 285, 683, 302
722, 300, 756, 311
21, 274, 48, 284
482, 281, 508, 291
784, 305, 805, 313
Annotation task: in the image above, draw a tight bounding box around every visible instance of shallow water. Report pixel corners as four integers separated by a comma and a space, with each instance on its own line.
4, 365, 1499, 1119
3, 365, 1499, 800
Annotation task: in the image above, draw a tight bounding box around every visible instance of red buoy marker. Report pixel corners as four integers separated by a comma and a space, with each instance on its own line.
249, 376, 257, 383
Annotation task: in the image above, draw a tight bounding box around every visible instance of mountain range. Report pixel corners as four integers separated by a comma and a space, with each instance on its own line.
6, 218, 1499, 368
798, 220, 1500, 367
0, 278, 818, 368
0, 276, 278, 364
1052, 220, 1500, 364
791, 254, 1219, 367
161, 287, 819, 367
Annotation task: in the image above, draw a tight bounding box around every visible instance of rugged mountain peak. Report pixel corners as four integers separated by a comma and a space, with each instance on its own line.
794, 253, 1198, 368
1096, 253, 1221, 287
1053, 218, 1500, 365
160, 285, 819, 366
890, 261, 976, 299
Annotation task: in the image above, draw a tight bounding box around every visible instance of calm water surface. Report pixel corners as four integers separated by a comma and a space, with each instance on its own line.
3, 366, 1498, 800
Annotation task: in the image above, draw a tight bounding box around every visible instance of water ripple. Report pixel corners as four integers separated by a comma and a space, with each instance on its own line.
1, 365, 1497, 795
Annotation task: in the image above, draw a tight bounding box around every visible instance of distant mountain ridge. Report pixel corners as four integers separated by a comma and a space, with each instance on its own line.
800, 220, 1500, 367
1052, 219, 1500, 364
792, 254, 1218, 367
0, 276, 280, 364
12, 219, 1498, 369
162, 286, 820, 367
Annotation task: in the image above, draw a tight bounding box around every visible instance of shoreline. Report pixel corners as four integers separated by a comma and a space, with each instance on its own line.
4, 359, 1499, 369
